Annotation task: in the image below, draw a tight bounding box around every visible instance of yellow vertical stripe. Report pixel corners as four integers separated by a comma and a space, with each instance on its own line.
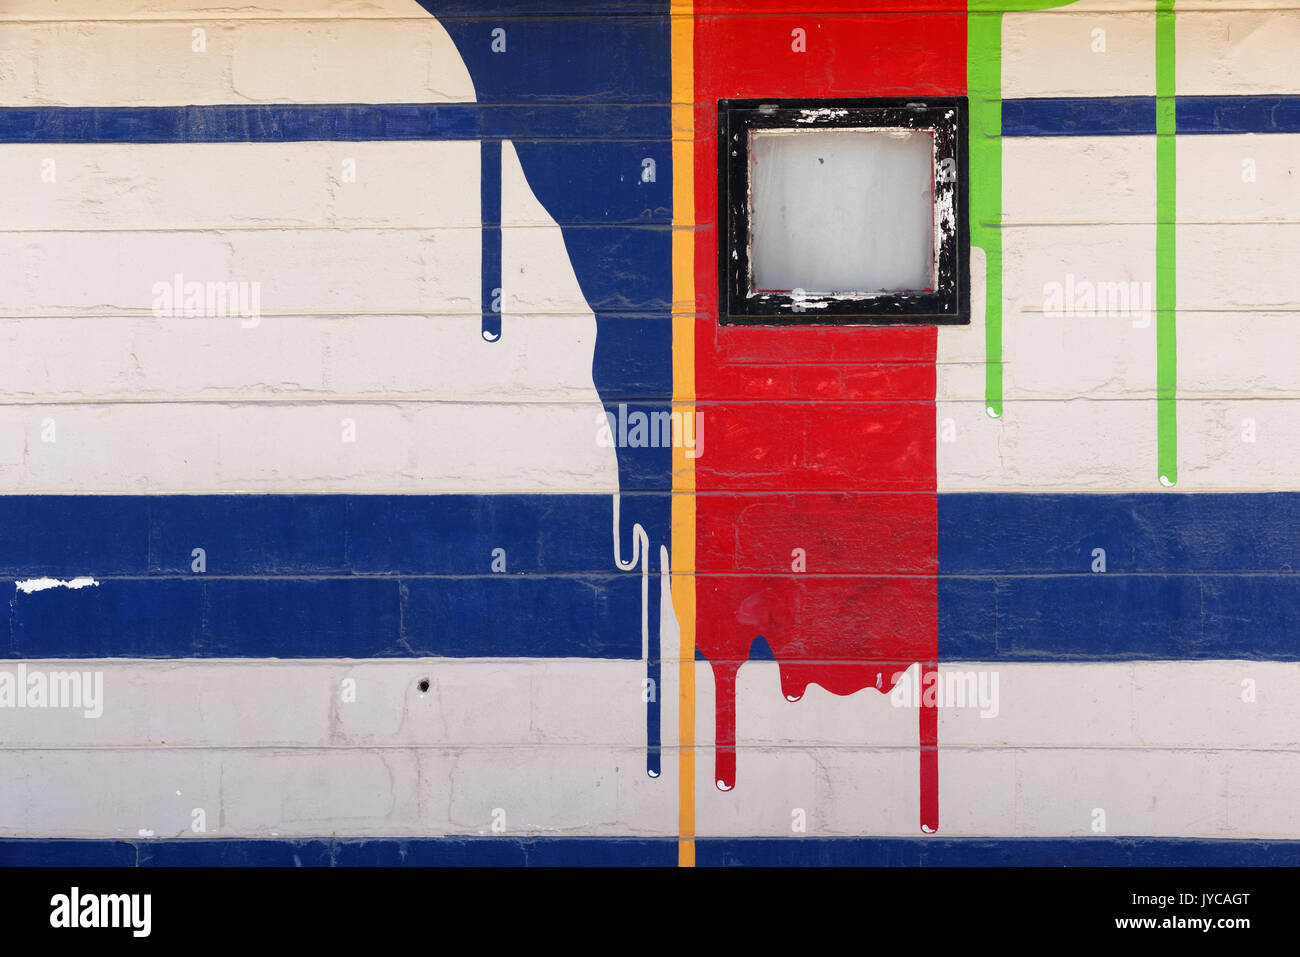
669, 0, 696, 869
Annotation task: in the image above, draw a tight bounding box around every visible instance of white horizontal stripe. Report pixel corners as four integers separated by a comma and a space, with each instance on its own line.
0, 659, 1286, 751
0, 7, 473, 106
1178, 10, 1300, 95
0, 401, 618, 492
1003, 137, 1156, 226
1178, 136, 1300, 223
0, 141, 616, 490
0, 143, 481, 230
937, 397, 1158, 490
697, 660, 1300, 838
0, 657, 1296, 837
0, 229, 477, 316
0, 314, 605, 402
1, 0, 441, 20
0, 746, 676, 838
1002, 8, 1156, 100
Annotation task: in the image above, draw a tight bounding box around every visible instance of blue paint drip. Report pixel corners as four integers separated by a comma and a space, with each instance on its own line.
0, 4, 676, 776
646, 567, 661, 779
416, 8, 674, 779
480, 139, 502, 342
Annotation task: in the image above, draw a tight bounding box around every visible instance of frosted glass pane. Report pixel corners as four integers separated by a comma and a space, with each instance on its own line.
749, 128, 935, 295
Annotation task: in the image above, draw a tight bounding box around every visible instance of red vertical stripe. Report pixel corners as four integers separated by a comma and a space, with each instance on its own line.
693, 1, 965, 826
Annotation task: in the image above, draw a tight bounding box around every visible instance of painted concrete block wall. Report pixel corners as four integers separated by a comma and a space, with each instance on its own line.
1, 0, 1299, 867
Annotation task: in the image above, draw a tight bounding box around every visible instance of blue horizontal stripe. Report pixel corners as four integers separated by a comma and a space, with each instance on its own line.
938, 492, 1300, 662
1, 492, 1297, 660
1003, 95, 1300, 136
423, 4, 667, 18
0, 494, 664, 577
1002, 97, 1157, 136
1, 837, 1295, 867
939, 574, 1300, 662
1177, 95, 1300, 134
0, 104, 668, 144
0, 495, 658, 659
697, 837, 1300, 867
940, 493, 1300, 573
6, 575, 644, 659
17, 96, 1299, 150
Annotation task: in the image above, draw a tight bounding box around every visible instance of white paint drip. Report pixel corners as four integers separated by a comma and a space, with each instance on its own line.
15, 576, 100, 594
612, 493, 654, 776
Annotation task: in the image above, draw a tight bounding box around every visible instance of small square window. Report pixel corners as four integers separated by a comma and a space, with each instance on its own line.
719, 97, 969, 325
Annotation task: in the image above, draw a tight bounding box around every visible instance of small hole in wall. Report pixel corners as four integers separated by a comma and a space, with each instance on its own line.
417, 678, 430, 694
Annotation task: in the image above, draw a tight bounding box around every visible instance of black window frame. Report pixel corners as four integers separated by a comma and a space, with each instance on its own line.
718, 96, 970, 326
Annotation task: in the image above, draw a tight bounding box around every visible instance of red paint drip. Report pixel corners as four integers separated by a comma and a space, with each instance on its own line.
691, 0, 963, 835
699, 577, 939, 831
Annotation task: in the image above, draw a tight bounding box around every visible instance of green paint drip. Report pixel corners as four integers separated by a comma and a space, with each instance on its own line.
968, 1, 1079, 420
968, 10, 1003, 418
1156, 0, 1178, 487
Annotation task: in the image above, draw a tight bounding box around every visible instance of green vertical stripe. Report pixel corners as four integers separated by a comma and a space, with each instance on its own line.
968, 1, 1081, 420
968, 10, 1003, 418
1155, 0, 1178, 486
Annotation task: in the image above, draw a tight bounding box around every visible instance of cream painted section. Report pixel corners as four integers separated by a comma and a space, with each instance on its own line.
0, 0, 436, 19
697, 746, 1300, 838
1000, 223, 1158, 399
0, 141, 605, 403
1177, 134, 1300, 226
0, 136, 618, 490
0, 142, 482, 229
956, 7, 1300, 492
0, 2, 473, 106
1177, 10, 1300, 95
1177, 400, 1300, 491
0, 563, 683, 839
0, 315, 606, 401
0, 0, 1270, 20
2, 657, 1294, 837
0, 747, 676, 837
0, 228, 477, 316
696, 660, 1300, 838
1175, 135, 1300, 487
1181, 224, 1300, 312
0, 401, 617, 493
1001, 136, 1156, 226
940, 136, 1161, 490
1178, 315, 1300, 400
937, 396, 1158, 491
0, 660, 652, 748
1002, 5, 1156, 100
940, 226, 1158, 489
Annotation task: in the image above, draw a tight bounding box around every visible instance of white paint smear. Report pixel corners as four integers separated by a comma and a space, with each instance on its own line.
15, 577, 100, 594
